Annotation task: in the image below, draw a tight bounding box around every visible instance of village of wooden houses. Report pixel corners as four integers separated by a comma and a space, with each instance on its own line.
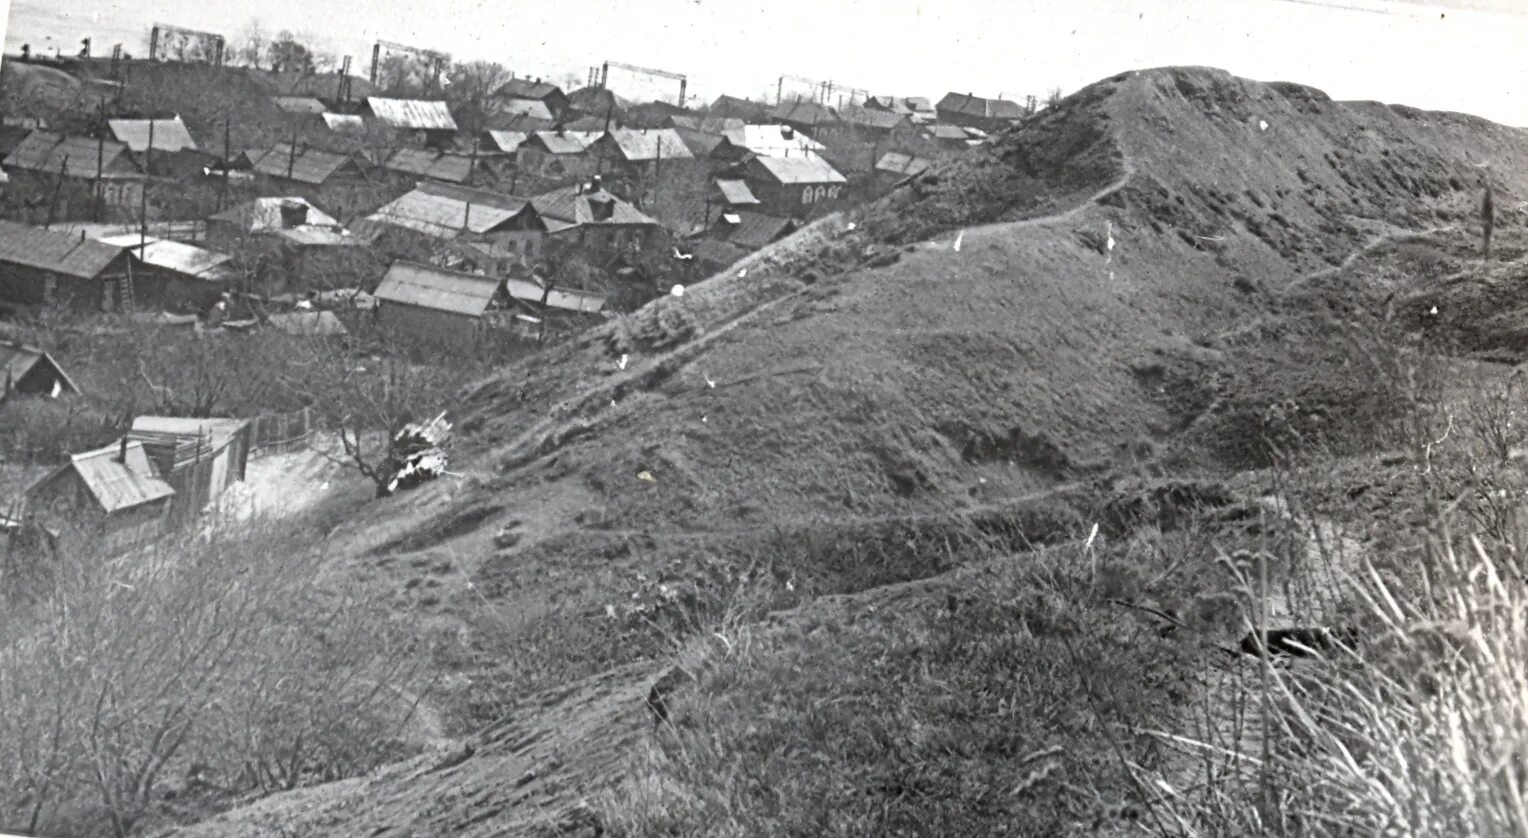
0, 26, 1048, 552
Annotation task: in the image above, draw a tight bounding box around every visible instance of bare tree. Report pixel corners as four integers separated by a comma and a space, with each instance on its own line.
1046, 86, 1064, 110
446, 61, 515, 137
267, 31, 314, 75
237, 18, 267, 69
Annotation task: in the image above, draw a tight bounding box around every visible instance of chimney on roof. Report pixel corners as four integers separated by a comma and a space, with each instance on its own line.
591, 174, 602, 193
118, 436, 128, 464
781, 125, 794, 140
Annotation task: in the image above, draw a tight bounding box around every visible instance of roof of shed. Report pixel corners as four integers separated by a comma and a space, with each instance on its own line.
96, 235, 234, 279
129, 415, 250, 451
0, 220, 130, 279
502, 277, 606, 313
272, 96, 328, 114
718, 124, 826, 158
107, 117, 198, 153
724, 212, 796, 249
58, 440, 175, 514
375, 261, 502, 317
364, 97, 459, 131
874, 151, 933, 177
210, 197, 341, 232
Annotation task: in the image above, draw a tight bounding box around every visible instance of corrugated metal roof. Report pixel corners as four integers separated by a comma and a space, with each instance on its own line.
108, 117, 198, 153
0, 219, 130, 279
718, 125, 826, 159
484, 130, 528, 152
266, 310, 349, 336
502, 277, 605, 313
321, 113, 367, 133
874, 151, 933, 177
364, 98, 459, 131
63, 440, 176, 514
375, 261, 501, 317
272, 96, 327, 114
0, 341, 79, 395
248, 144, 362, 185
4, 131, 137, 179
96, 234, 234, 279
531, 185, 657, 228
364, 182, 529, 239
713, 178, 760, 206
748, 155, 847, 185
528, 130, 599, 155
602, 128, 694, 162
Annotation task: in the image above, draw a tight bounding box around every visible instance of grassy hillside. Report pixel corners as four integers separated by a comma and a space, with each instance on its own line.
94, 66, 1528, 834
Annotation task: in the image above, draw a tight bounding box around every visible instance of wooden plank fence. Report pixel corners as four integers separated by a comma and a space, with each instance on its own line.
251, 407, 313, 455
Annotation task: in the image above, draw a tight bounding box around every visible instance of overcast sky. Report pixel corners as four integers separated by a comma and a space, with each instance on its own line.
3, 0, 1525, 124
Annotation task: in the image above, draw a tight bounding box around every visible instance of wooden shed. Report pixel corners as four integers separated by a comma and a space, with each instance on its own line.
127, 416, 253, 529
373, 261, 502, 351
25, 439, 175, 552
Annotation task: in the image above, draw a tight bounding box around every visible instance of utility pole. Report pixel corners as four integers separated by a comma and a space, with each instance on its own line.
140, 118, 153, 252
45, 156, 68, 229
468, 135, 479, 185
776, 77, 783, 106
96, 103, 106, 222
287, 122, 298, 180
652, 134, 662, 211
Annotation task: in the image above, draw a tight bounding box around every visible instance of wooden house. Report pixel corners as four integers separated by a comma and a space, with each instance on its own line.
359, 97, 460, 149
733, 155, 848, 217
0, 220, 139, 314
373, 261, 503, 351
2, 130, 149, 222
935, 92, 1026, 133
0, 341, 81, 401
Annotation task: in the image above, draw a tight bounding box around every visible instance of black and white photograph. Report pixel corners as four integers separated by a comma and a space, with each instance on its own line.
0, 0, 1525, 834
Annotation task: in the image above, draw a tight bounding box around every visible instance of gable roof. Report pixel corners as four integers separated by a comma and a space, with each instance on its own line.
531, 185, 657, 228
600, 128, 694, 162
874, 151, 933, 177
936, 92, 1025, 120
375, 261, 502, 317
670, 115, 745, 134
769, 99, 841, 128
747, 154, 847, 185
363, 97, 459, 132
867, 96, 935, 115
108, 117, 198, 153
717, 124, 826, 159
0, 220, 131, 279
708, 94, 771, 120
567, 86, 632, 114
483, 130, 529, 153
248, 143, 366, 185
96, 235, 234, 280
502, 277, 606, 313
673, 127, 725, 157
4, 131, 138, 179
43, 440, 175, 514
497, 78, 564, 101
362, 181, 530, 240
0, 342, 80, 396
497, 98, 556, 122
129, 415, 250, 455
525, 130, 600, 155
837, 105, 910, 131
272, 95, 328, 115
385, 147, 446, 178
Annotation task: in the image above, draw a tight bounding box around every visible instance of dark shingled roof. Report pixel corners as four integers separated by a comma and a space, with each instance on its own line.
0, 220, 131, 279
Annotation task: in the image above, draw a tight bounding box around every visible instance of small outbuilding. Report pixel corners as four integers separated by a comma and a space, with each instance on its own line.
373, 261, 502, 351
25, 439, 175, 551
